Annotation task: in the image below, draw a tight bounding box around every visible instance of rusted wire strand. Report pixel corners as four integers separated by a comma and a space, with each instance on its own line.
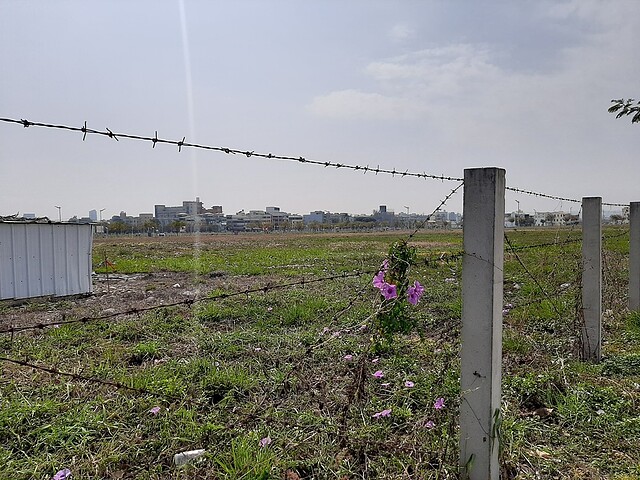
0, 356, 182, 400
0, 269, 375, 335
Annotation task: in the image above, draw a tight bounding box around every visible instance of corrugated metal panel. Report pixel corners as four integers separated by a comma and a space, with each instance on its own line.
0, 223, 93, 300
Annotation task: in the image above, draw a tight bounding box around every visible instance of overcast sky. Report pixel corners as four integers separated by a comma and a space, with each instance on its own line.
1, 0, 639, 220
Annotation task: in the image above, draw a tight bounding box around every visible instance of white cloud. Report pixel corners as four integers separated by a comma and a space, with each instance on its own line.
308, 89, 425, 120
365, 44, 501, 98
388, 24, 414, 42
309, 44, 502, 121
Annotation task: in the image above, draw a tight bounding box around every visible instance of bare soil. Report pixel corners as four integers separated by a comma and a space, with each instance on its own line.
0, 271, 220, 332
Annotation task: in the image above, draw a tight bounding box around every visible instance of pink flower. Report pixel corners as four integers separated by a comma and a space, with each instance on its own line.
434, 397, 445, 410
372, 270, 386, 289
381, 283, 397, 300
407, 281, 425, 305
371, 358, 379, 364
148, 406, 161, 415
372, 370, 384, 379
372, 408, 392, 418
52, 470, 71, 480
381, 259, 390, 271
404, 381, 415, 388
425, 420, 435, 429
344, 354, 353, 361
407, 291, 420, 305
259, 436, 272, 448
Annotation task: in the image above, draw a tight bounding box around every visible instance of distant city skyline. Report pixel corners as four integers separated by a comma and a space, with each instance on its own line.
13, 195, 625, 225
17, 198, 463, 223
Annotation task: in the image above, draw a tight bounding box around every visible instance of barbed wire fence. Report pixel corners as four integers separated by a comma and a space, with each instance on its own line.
0, 115, 635, 477
0, 116, 632, 390
0, 117, 628, 207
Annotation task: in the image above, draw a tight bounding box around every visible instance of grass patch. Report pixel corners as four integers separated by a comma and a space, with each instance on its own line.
1, 229, 639, 478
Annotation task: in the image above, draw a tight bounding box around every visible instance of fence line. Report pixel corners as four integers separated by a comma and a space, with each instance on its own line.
0, 117, 463, 182
407, 182, 464, 239
0, 269, 375, 335
0, 279, 375, 405
1, 115, 637, 477
504, 234, 565, 320
0, 356, 182, 401
0, 116, 630, 206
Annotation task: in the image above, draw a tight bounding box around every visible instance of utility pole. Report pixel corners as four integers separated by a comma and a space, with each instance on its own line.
99, 208, 105, 222
515, 200, 520, 226
54, 205, 62, 222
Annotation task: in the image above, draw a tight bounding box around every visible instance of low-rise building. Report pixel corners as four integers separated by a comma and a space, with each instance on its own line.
533, 211, 567, 227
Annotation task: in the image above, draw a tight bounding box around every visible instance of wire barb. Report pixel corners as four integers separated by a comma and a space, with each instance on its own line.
105, 128, 119, 141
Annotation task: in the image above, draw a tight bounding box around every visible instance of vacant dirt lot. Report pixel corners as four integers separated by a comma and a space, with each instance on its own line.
1, 271, 223, 332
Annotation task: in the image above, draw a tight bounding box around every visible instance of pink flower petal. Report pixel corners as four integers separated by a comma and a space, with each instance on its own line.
372, 270, 386, 289
381, 283, 397, 300
52, 469, 71, 480
259, 436, 272, 448
149, 406, 161, 415
344, 354, 353, 361
372, 408, 392, 418
425, 420, 435, 429
434, 397, 445, 410
404, 381, 415, 388
372, 370, 384, 378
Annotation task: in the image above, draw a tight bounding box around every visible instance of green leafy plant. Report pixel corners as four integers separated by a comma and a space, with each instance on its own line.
372, 240, 422, 345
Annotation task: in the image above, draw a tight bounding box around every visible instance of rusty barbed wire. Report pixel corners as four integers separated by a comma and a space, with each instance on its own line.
505, 186, 626, 207
504, 228, 629, 253
420, 250, 465, 267
0, 117, 631, 206
0, 269, 375, 335
407, 182, 464, 240
0, 356, 182, 400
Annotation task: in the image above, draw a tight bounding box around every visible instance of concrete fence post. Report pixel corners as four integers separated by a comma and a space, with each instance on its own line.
581, 197, 602, 362
630, 203, 640, 312
460, 167, 505, 480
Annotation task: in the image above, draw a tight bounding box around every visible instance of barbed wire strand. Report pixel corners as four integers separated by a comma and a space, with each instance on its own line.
0, 269, 375, 335
407, 182, 464, 240
0, 117, 462, 182
0, 117, 630, 206
0, 356, 182, 400
504, 186, 626, 207
504, 234, 565, 319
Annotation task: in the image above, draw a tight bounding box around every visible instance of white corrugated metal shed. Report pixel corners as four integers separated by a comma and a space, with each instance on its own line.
0, 222, 93, 300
